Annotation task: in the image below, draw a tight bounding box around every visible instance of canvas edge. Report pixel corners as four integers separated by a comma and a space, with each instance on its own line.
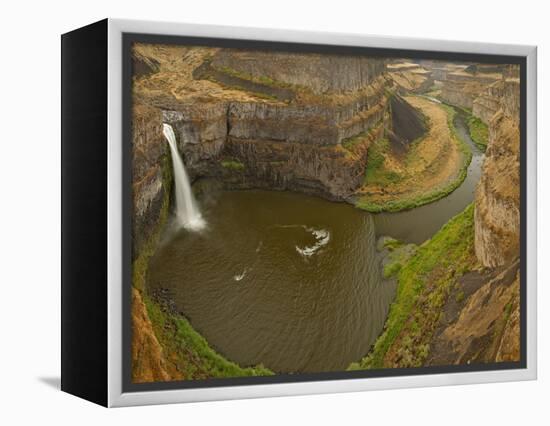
106, 18, 537, 407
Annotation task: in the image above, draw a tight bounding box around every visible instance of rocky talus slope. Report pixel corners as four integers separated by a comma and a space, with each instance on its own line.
133, 45, 397, 201
211, 49, 387, 94
440, 70, 502, 109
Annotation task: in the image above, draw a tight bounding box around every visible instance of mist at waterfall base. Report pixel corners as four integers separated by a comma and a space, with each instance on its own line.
162, 123, 206, 231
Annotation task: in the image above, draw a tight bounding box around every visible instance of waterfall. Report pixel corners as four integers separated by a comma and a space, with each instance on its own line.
162, 123, 206, 231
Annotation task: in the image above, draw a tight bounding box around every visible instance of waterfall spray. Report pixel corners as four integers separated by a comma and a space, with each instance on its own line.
162, 123, 206, 231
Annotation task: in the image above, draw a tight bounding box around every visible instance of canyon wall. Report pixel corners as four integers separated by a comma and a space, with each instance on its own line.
474, 79, 520, 268
131, 103, 177, 383
440, 71, 500, 109
429, 61, 521, 268
132, 103, 170, 261
163, 97, 388, 199
150, 49, 392, 201
387, 62, 433, 94
473, 77, 521, 124
212, 50, 387, 94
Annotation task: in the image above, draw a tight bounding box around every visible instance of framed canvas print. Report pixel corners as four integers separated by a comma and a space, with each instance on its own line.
61, 19, 537, 407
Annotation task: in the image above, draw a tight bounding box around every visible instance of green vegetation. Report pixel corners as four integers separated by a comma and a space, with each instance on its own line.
217, 66, 291, 90
201, 66, 285, 102
384, 261, 403, 279
443, 104, 474, 158
363, 138, 403, 186
144, 295, 273, 379
349, 204, 477, 370
437, 99, 487, 150
383, 243, 417, 279
466, 115, 489, 151
381, 237, 405, 251
504, 301, 513, 319
218, 65, 252, 81
342, 131, 369, 151
221, 159, 246, 171
204, 74, 281, 101
355, 104, 472, 213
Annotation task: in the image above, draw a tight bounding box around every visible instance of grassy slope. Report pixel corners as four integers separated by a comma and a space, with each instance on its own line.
220, 159, 246, 171
350, 204, 477, 369
143, 295, 273, 379
355, 103, 472, 213
440, 100, 488, 151
466, 115, 489, 151
362, 138, 403, 187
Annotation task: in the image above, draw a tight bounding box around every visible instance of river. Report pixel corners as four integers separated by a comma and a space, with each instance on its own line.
374, 108, 484, 244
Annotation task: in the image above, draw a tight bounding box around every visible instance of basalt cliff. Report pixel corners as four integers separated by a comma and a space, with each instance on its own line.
130, 46, 426, 381
474, 79, 520, 268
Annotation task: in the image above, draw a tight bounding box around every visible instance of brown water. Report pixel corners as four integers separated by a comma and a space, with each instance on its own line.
147, 190, 396, 373
146, 107, 483, 374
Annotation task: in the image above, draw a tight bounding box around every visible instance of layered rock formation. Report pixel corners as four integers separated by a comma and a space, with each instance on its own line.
474, 79, 520, 268
131, 104, 177, 383
164, 94, 389, 199
133, 45, 393, 201
440, 70, 501, 109
473, 77, 521, 124
387, 61, 433, 94
211, 50, 387, 94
